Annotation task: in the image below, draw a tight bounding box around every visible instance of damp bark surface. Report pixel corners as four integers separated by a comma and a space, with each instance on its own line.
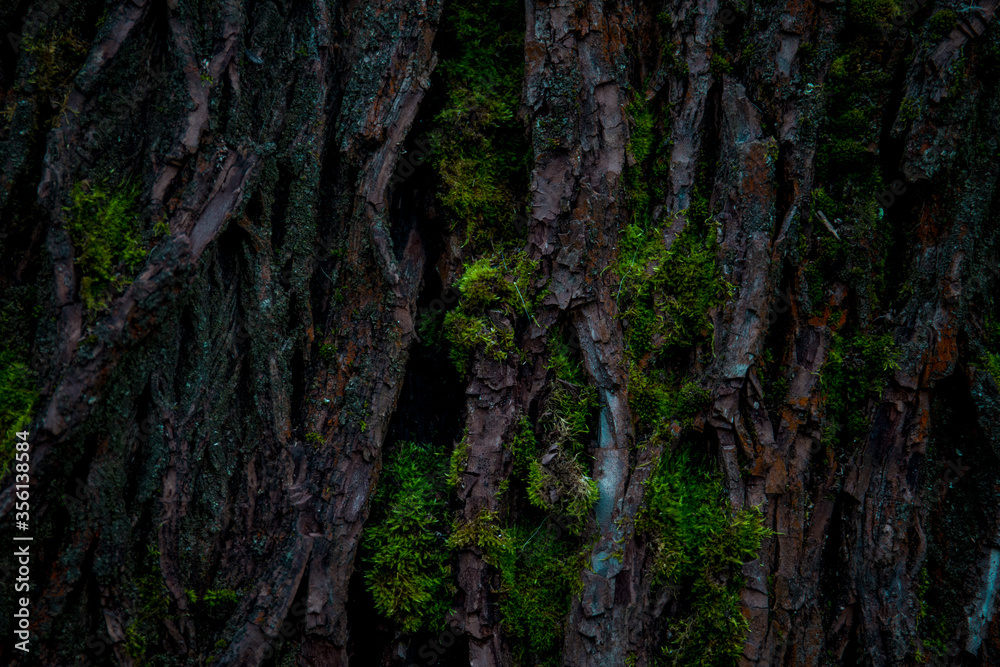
0, 0, 999, 666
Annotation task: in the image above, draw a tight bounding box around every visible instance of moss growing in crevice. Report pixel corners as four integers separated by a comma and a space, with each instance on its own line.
495, 523, 586, 666
541, 332, 599, 458
362, 440, 454, 633
524, 330, 601, 534
448, 506, 586, 665
818, 330, 900, 450
0, 287, 40, 479
0, 352, 36, 479
979, 312, 1000, 385
640, 447, 771, 666
428, 0, 529, 250
627, 367, 711, 434
124, 545, 173, 662
618, 93, 729, 438
526, 454, 598, 536
65, 178, 146, 312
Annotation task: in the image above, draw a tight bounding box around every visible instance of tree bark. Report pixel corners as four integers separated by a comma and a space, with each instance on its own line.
1, 0, 998, 665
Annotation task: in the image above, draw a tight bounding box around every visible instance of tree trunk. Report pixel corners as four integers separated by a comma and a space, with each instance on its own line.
1, 0, 998, 665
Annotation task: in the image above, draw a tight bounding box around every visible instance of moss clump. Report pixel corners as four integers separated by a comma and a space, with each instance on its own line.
496, 524, 584, 666
979, 313, 1000, 385
363, 441, 453, 633
65, 179, 145, 311
640, 448, 771, 666
448, 507, 582, 664
0, 290, 39, 479
520, 332, 601, 533
849, 0, 900, 33
617, 218, 731, 361
442, 252, 539, 373
125, 546, 172, 662
185, 588, 242, 631
0, 352, 37, 478
21, 29, 88, 117
527, 455, 598, 535
447, 434, 471, 488
446, 508, 509, 564
925, 10, 957, 42
508, 416, 537, 479
628, 368, 711, 433
430, 0, 529, 249
442, 310, 515, 373
542, 333, 598, 457
819, 331, 900, 449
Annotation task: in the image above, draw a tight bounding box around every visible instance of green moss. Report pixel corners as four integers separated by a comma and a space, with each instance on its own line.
0, 288, 39, 479
628, 368, 711, 432
496, 524, 584, 666
619, 93, 730, 368
446, 508, 509, 565
65, 179, 145, 311
318, 343, 336, 362
362, 441, 453, 633
624, 96, 670, 225
819, 331, 900, 449
849, 0, 899, 33
125, 546, 172, 662
508, 416, 537, 479
198, 589, 240, 607
0, 352, 37, 478
185, 588, 242, 630
980, 313, 1000, 385
640, 448, 771, 666
542, 333, 598, 457
441, 251, 538, 373
710, 53, 734, 75
617, 218, 731, 360
454, 252, 538, 314
430, 0, 529, 249
447, 434, 471, 488
527, 457, 598, 535
442, 310, 515, 373
925, 10, 957, 42
810, 40, 897, 316
21, 28, 88, 119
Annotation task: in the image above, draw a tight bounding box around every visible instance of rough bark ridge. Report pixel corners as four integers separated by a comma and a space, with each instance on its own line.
1, 0, 999, 665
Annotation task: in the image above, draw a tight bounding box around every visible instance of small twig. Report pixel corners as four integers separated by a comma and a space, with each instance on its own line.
816, 210, 841, 240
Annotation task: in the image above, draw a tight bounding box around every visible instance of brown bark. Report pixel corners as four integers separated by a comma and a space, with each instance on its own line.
1, 0, 999, 665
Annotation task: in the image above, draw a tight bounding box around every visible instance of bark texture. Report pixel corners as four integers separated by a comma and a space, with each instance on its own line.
1, 0, 999, 665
